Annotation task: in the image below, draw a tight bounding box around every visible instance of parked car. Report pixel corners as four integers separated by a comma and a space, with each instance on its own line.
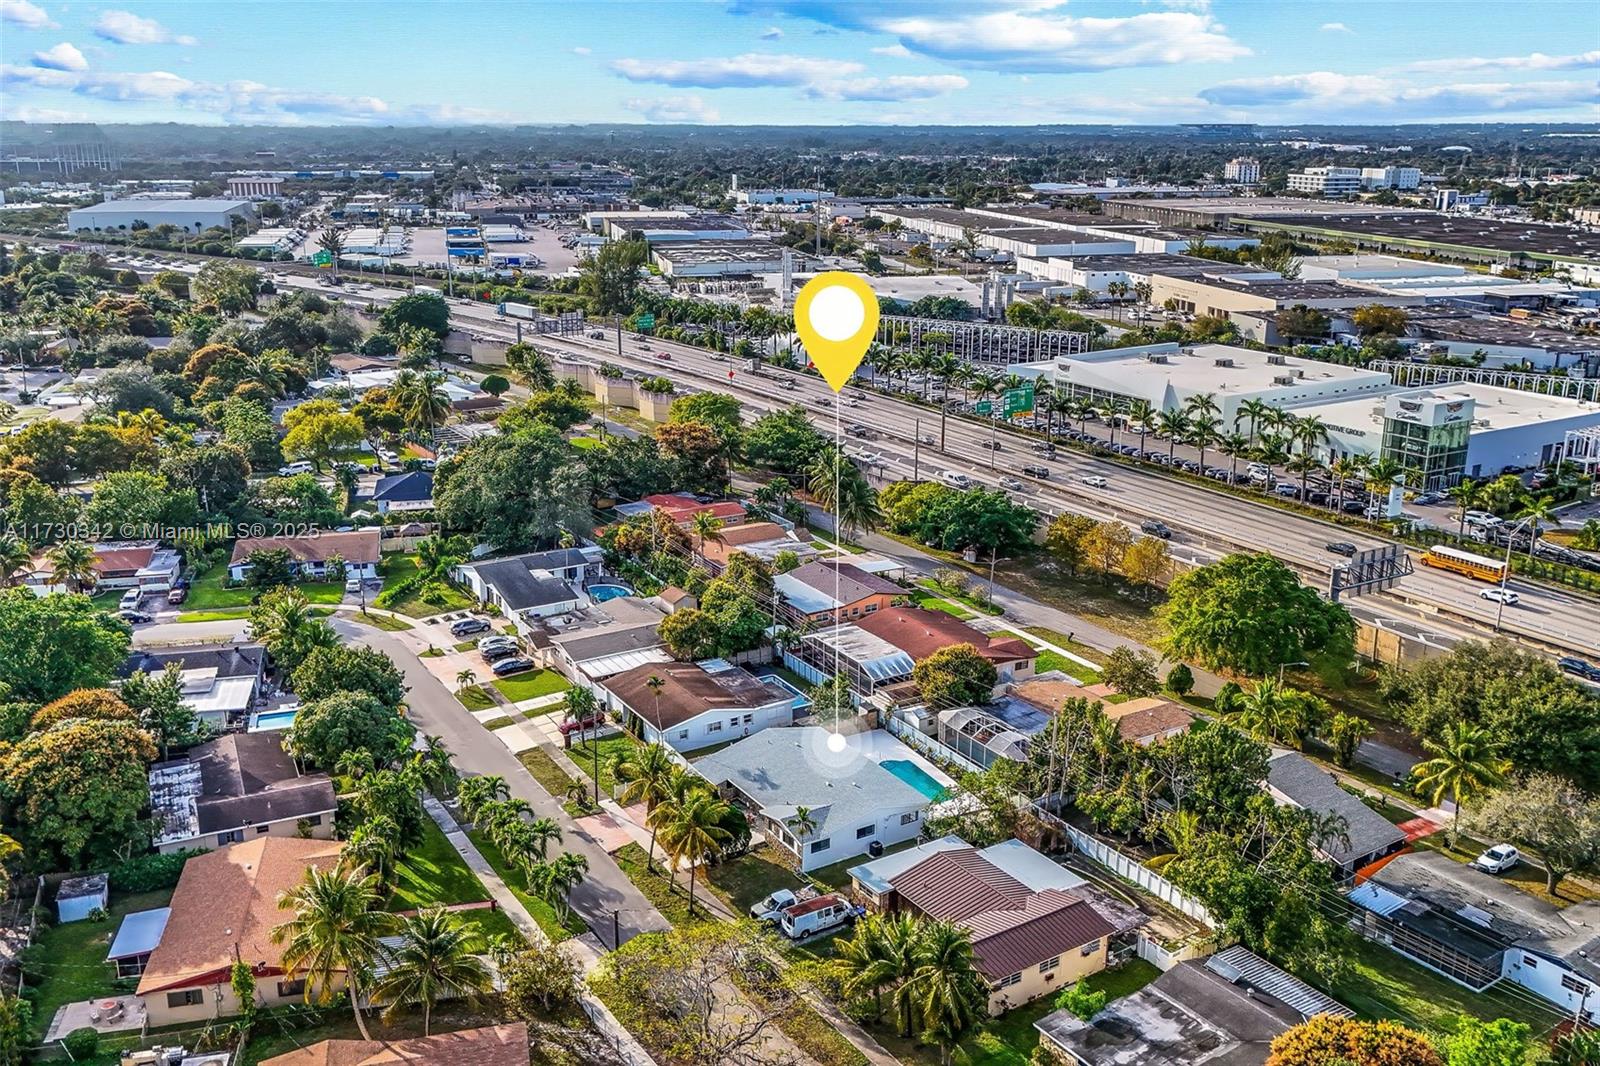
1140, 520, 1172, 539
344, 576, 364, 593
481, 644, 518, 662
1341, 499, 1367, 515
451, 617, 491, 637
1325, 542, 1359, 557
478, 635, 518, 653
1471, 844, 1521, 874
1412, 491, 1444, 505
558, 712, 606, 737
1480, 588, 1520, 606
116, 609, 153, 624
1081, 475, 1108, 488
119, 588, 143, 611
491, 657, 536, 676
166, 586, 188, 606
750, 889, 800, 923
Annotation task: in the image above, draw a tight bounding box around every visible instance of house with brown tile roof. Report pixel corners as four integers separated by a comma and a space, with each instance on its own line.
774, 559, 906, 623
228, 530, 380, 583
1102, 697, 1195, 746
259, 1023, 529, 1066
855, 607, 1037, 683
599, 659, 796, 752
697, 522, 814, 570
136, 836, 343, 1027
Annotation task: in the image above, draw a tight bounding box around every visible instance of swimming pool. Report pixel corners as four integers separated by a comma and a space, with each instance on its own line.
881, 759, 948, 801
588, 584, 632, 603
249, 709, 299, 732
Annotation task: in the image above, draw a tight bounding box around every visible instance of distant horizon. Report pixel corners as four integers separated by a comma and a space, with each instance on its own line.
1, 1, 1595, 127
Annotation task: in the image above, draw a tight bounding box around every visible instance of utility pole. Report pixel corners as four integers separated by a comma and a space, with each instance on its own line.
913, 417, 921, 482
939, 402, 948, 451
989, 416, 998, 469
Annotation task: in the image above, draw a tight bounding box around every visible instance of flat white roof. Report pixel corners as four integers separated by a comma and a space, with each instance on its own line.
1289, 381, 1600, 433
183, 675, 256, 716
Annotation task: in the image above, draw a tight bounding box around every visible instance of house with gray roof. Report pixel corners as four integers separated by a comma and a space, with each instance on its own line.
1264, 751, 1407, 879
360, 470, 434, 514
691, 726, 931, 872
454, 547, 603, 628
1349, 850, 1600, 1022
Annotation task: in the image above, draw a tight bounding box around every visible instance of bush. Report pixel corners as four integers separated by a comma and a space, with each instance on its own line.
86, 906, 110, 923
63, 1027, 99, 1058
1055, 981, 1107, 1020
1165, 663, 1195, 697
108, 848, 206, 893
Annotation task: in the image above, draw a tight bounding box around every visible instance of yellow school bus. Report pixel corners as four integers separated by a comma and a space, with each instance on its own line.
1420, 544, 1508, 583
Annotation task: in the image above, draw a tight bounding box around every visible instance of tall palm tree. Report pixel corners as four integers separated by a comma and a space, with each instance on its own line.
273, 866, 391, 1040
1293, 414, 1329, 486
1447, 478, 1481, 536
1414, 722, 1508, 846
613, 742, 677, 873
341, 816, 401, 885
1183, 392, 1220, 423
47, 539, 98, 594
391, 369, 450, 439
252, 588, 339, 676
1329, 457, 1359, 513
1126, 399, 1155, 459
838, 913, 921, 1028
1188, 414, 1222, 474
1513, 493, 1560, 558
1219, 432, 1251, 481
689, 511, 724, 558
370, 908, 493, 1036
1234, 398, 1272, 443
1156, 409, 1189, 464
529, 852, 589, 924
645, 767, 706, 889
787, 806, 819, 847
0, 534, 31, 587
1069, 395, 1098, 438
659, 789, 733, 917
910, 920, 988, 1065
1363, 457, 1406, 515
456, 774, 508, 825
1230, 678, 1325, 751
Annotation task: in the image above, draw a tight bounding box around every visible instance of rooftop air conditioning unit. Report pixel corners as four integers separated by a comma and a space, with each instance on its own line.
1273, 375, 1297, 386
1266, 354, 1287, 365
1146, 354, 1168, 364
1214, 358, 1235, 367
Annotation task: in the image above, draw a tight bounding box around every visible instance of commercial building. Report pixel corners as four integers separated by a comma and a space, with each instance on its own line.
1286, 168, 1363, 197
1102, 196, 1404, 228
1014, 253, 1276, 294
848, 837, 1119, 1015
604, 213, 750, 243
1298, 255, 1589, 314
599, 659, 796, 752
692, 726, 944, 872
148, 733, 337, 853
68, 198, 255, 233
1145, 273, 1421, 344
1405, 312, 1600, 373
736, 187, 833, 206
1224, 158, 1261, 185
582, 208, 689, 233
876, 205, 1257, 258
226, 175, 283, 199
651, 239, 788, 278
1350, 851, 1600, 1022
1360, 166, 1422, 190
236, 226, 301, 254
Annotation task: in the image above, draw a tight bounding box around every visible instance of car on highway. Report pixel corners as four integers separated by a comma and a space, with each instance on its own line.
1031, 441, 1056, 455
999, 476, 1024, 491
1325, 542, 1358, 557
491, 657, 537, 677
1470, 844, 1520, 875
1021, 465, 1050, 479
918, 433, 936, 446
1557, 657, 1600, 681
1140, 520, 1172, 539
450, 617, 491, 637
1480, 588, 1520, 606
1081, 475, 1108, 488
981, 439, 1002, 450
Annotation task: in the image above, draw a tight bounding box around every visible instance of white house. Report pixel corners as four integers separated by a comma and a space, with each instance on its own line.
453, 547, 602, 629
598, 659, 796, 752
227, 530, 379, 583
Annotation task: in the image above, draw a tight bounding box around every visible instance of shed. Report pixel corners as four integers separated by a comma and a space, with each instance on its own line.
56, 873, 109, 923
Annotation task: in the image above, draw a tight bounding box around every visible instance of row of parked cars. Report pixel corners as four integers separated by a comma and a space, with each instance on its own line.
449, 616, 536, 677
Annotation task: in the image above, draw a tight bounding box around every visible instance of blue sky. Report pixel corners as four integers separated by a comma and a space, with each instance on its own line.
2, 0, 1596, 126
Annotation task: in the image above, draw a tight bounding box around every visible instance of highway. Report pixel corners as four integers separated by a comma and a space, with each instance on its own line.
55, 239, 1600, 659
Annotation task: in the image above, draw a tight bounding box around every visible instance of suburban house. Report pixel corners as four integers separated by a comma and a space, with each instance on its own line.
1105, 697, 1196, 746
118, 645, 266, 731
860, 607, 1037, 683
24, 541, 181, 596
698, 522, 814, 570
135, 837, 345, 1027
148, 732, 337, 853
692, 726, 935, 872
1264, 751, 1407, 879
849, 837, 1123, 1014
228, 530, 380, 583
542, 598, 672, 683
327, 353, 394, 375
600, 659, 796, 752
1350, 850, 1600, 1023
455, 547, 603, 626
259, 1024, 530, 1066
1036, 946, 1355, 1066
624, 492, 748, 526
774, 559, 905, 624
360, 470, 434, 514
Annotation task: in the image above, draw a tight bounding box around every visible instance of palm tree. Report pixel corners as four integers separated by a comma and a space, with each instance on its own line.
1187, 414, 1222, 474
910, 920, 988, 1065
412, 734, 457, 799
455, 774, 508, 825
645, 767, 705, 889
1230, 678, 1325, 750
416, 533, 470, 579
1183, 392, 1220, 423
1069, 395, 1098, 438
644, 674, 667, 733
1292, 414, 1329, 498
0, 534, 31, 586
47, 539, 98, 594
273, 865, 391, 1040
252, 588, 338, 675
1234, 398, 1272, 443
391, 369, 449, 439
1447, 478, 1481, 536
613, 742, 677, 873
528, 852, 589, 924
1219, 432, 1251, 481
455, 668, 475, 693
1329, 457, 1359, 513
1413, 722, 1508, 846
341, 816, 401, 885
1155, 409, 1188, 464
1363, 456, 1405, 510
838, 913, 920, 1028
1126, 399, 1155, 459
689, 511, 724, 560
1513, 493, 1560, 558
787, 805, 819, 848
659, 789, 733, 917
370, 908, 492, 1036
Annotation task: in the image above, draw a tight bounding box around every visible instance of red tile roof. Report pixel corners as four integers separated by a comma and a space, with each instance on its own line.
854, 607, 1035, 664
890, 849, 1032, 921
259, 1024, 529, 1066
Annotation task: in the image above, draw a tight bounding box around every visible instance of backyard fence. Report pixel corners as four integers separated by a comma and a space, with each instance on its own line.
1135, 931, 1219, 972
1059, 822, 1215, 927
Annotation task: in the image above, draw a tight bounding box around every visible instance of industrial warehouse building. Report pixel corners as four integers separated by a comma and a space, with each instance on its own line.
68, 198, 256, 233
652, 240, 789, 277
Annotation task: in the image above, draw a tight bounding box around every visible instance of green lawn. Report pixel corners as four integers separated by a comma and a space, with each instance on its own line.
26, 888, 174, 1040
452, 640, 478, 652
347, 610, 412, 632
703, 845, 809, 915
464, 828, 587, 942
1023, 627, 1106, 682
915, 578, 1004, 617
518, 747, 578, 799
185, 565, 345, 611
492, 668, 571, 703
566, 733, 639, 798
386, 819, 520, 947
569, 435, 602, 450
613, 842, 714, 928
377, 555, 477, 618
908, 588, 975, 619
455, 685, 496, 711
480, 716, 515, 731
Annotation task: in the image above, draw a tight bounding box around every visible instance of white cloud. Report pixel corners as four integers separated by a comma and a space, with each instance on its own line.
870, 43, 912, 58
32, 41, 87, 71
8, 104, 90, 121
760, 25, 783, 40
1, 63, 512, 124
622, 94, 721, 123
612, 51, 965, 101
1319, 22, 1351, 33
0, 0, 53, 28
1199, 71, 1600, 120
92, 10, 197, 46
1408, 50, 1600, 72
571, 46, 592, 55
873, 8, 1249, 72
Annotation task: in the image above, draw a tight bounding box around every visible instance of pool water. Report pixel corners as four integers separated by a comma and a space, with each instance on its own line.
881, 759, 949, 801
250, 710, 298, 732
588, 584, 632, 603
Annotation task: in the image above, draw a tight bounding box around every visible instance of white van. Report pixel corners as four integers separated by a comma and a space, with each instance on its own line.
938, 471, 972, 490
119, 588, 142, 611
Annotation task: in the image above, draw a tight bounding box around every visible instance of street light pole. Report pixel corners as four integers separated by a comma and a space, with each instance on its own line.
1494, 515, 1533, 632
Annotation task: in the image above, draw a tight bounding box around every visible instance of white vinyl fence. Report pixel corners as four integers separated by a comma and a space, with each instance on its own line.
1060, 822, 1214, 926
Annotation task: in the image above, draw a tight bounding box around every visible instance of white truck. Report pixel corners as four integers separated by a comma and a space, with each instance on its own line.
777, 894, 863, 941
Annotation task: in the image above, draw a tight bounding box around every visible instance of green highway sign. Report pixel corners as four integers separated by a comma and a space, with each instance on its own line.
636, 313, 656, 330
311, 251, 333, 267
1002, 384, 1035, 417
974, 400, 993, 415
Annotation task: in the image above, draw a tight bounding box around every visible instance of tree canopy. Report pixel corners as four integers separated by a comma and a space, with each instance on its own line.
433, 426, 592, 551
0, 589, 130, 703
287, 691, 417, 770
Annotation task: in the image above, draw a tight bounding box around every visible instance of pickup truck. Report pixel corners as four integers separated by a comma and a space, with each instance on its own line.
749, 887, 805, 922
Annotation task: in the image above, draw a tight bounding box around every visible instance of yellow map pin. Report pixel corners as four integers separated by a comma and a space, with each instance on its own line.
794, 271, 879, 393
